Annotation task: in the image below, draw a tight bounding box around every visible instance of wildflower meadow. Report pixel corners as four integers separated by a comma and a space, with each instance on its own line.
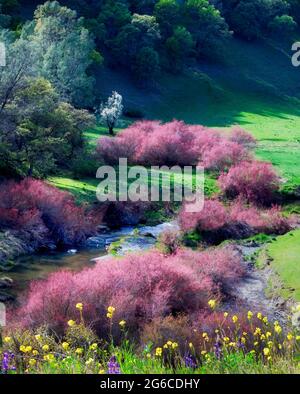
1, 302, 300, 375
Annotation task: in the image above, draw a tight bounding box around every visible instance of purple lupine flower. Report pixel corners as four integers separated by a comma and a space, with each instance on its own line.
237, 338, 246, 350
107, 356, 121, 374
184, 354, 197, 369
1, 352, 15, 374
214, 341, 222, 360
2, 352, 9, 372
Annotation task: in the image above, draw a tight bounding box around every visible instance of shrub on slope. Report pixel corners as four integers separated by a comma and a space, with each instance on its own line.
0, 178, 97, 247
96, 121, 253, 169
218, 161, 281, 205
179, 198, 291, 239
229, 126, 257, 148
14, 247, 244, 339
179, 199, 227, 233
201, 140, 250, 171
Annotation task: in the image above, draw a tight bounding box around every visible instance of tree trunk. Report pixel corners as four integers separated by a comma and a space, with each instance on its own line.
28, 164, 33, 177
108, 125, 114, 136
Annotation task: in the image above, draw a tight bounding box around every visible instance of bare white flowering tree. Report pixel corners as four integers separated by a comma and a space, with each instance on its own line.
100, 91, 123, 135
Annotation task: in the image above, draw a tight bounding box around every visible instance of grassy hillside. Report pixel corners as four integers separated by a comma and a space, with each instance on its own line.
96, 37, 300, 187
51, 37, 300, 204
266, 229, 300, 301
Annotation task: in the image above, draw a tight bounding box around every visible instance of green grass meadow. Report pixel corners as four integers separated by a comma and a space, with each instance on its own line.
266, 229, 300, 301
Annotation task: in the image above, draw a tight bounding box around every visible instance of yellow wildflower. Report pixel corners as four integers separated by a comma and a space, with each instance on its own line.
167, 341, 173, 346
67, 320, 76, 327
99, 369, 105, 374
232, 315, 238, 324
163, 344, 168, 349
274, 324, 282, 334
172, 342, 178, 349
32, 350, 39, 356
267, 356, 272, 362
43, 354, 55, 362
29, 359, 36, 367
263, 348, 270, 356
75, 348, 83, 355
257, 312, 263, 320
296, 336, 300, 341
76, 303, 83, 311
247, 311, 253, 320
4, 336, 12, 343
20, 345, 26, 353
201, 351, 207, 355
287, 333, 294, 341
85, 358, 94, 366
208, 299, 216, 310
260, 334, 266, 341
223, 337, 230, 343
224, 312, 228, 318
229, 342, 236, 347
62, 342, 70, 351
155, 347, 162, 357
89, 343, 98, 351
262, 316, 268, 324
25, 346, 32, 353
266, 332, 272, 339
254, 327, 261, 336
35, 334, 42, 341
42, 345, 49, 352
107, 306, 115, 314
292, 304, 300, 313
119, 320, 126, 328
189, 342, 194, 349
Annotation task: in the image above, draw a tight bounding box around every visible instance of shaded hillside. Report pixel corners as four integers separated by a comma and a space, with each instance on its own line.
96, 37, 300, 186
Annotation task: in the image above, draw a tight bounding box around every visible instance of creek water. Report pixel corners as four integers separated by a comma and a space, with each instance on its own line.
3, 222, 288, 322
5, 222, 179, 298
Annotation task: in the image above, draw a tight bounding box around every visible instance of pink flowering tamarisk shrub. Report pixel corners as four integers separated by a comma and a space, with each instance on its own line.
96, 121, 255, 170
0, 178, 97, 246
179, 198, 292, 241
218, 161, 281, 205
97, 120, 205, 166
229, 126, 257, 148
14, 247, 244, 340
200, 140, 250, 171
179, 199, 227, 233
229, 200, 292, 235
135, 121, 205, 166
95, 121, 161, 165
